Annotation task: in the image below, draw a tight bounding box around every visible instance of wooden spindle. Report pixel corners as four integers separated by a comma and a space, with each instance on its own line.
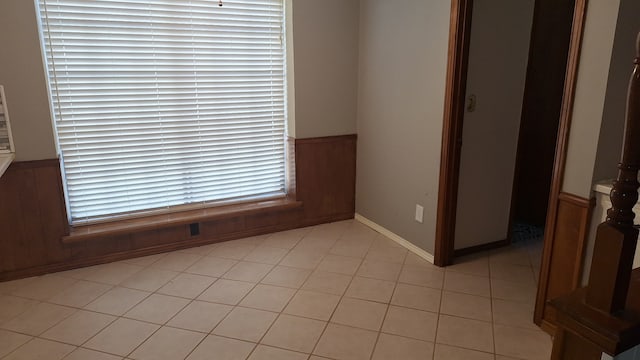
585, 33, 640, 313
607, 33, 640, 228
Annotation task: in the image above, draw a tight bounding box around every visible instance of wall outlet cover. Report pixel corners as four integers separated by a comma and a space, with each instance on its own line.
415, 204, 424, 223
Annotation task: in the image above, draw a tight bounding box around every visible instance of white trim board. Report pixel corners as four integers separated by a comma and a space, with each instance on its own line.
354, 213, 435, 264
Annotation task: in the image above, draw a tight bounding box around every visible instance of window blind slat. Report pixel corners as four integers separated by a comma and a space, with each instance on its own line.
38, 0, 286, 224
0, 87, 14, 152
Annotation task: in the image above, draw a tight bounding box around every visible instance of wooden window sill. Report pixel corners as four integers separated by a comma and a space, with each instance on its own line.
62, 198, 303, 244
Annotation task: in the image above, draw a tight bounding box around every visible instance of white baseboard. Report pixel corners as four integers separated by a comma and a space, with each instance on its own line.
354, 213, 435, 264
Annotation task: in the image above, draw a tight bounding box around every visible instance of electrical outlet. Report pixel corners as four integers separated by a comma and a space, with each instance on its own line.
189, 223, 200, 236
415, 204, 424, 223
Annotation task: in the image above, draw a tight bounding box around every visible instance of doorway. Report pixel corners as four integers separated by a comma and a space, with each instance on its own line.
453, 0, 537, 255
435, 0, 588, 328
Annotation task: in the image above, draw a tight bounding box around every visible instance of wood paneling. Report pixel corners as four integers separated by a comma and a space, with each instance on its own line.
549, 269, 640, 356
295, 135, 357, 224
551, 329, 602, 360
63, 198, 303, 243
0, 159, 69, 273
0, 134, 357, 280
536, 192, 595, 331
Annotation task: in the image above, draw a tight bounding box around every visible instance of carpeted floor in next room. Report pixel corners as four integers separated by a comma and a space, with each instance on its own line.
0, 219, 551, 360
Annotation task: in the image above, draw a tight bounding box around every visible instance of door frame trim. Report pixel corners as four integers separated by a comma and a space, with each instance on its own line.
434, 0, 588, 323
434, 0, 474, 267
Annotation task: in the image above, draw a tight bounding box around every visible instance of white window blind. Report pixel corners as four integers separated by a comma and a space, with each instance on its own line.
0, 86, 14, 153
37, 0, 286, 224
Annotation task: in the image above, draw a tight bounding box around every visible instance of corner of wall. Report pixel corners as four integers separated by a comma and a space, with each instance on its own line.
561, 0, 621, 198
285, 0, 296, 138
0, 0, 58, 161
355, 213, 435, 264
354, 0, 450, 255
291, 0, 359, 139
591, 0, 640, 185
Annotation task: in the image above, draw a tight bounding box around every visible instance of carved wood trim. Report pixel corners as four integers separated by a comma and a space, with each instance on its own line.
606, 34, 640, 228
550, 269, 640, 356
584, 32, 640, 314
549, 30, 640, 360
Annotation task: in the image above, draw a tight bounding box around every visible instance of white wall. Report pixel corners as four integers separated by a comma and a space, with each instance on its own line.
290, 0, 359, 139
561, 0, 621, 198
0, 0, 57, 161
454, 0, 535, 250
592, 0, 640, 183
0, 0, 360, 162
355, 0, 451, 253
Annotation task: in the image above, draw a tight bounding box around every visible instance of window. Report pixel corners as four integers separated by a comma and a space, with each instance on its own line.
0, 86, 15, 153
37, 0, 287, 224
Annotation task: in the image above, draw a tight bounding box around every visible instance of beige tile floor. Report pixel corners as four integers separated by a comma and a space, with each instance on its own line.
0, 220, 552, 360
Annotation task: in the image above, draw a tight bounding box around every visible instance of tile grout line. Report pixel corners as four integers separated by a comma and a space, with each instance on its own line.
2, 261, 166, 359
7, 225, 380, 359
239, 231, 311, 360
488, 251, 498, 359
4, 223, 550, 360
66, 243, 228, 358
183, 229, 311, 360
367, 247, 407, 360
186, 246, 280, 359
95, 286, 193, 358
120, 237, 262, 359
431, 258, 446, 360
0, 228, 311, 359
308, 222, 374, 359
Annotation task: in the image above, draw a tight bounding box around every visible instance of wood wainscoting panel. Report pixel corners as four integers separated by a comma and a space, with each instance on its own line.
0, 160, 70, 272
295, 135, 357, 224
551, 328, 602, 360
0, 134, 357, 280
535, 192, 595, 332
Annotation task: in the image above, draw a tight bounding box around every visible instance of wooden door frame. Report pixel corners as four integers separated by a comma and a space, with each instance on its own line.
533, 0, 588, 328
434, 0, 474, 266
434, 0, 588, 275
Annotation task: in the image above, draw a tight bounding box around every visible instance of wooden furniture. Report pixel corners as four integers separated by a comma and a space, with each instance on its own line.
591, 180, 640, 270
550, 33, 640, 359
